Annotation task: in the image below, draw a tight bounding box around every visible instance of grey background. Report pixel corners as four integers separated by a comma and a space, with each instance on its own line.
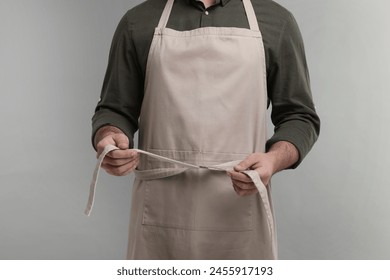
0, 0, 389, 259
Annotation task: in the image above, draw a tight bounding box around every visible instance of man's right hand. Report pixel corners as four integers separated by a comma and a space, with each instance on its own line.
95, 126, 139, 176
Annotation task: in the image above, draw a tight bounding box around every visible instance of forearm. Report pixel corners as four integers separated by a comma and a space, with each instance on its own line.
267, 141, 299, 174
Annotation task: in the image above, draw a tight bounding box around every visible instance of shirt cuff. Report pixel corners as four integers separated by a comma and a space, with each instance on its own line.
91, 109, 136, 150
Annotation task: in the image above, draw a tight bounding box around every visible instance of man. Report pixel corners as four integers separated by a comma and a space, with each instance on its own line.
92, 0, 320, 259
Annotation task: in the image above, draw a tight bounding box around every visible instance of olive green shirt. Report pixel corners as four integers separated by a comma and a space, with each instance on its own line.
92, 0, 320, 166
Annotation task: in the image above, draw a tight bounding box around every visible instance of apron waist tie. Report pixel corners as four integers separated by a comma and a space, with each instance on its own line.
85, 144, 275, 253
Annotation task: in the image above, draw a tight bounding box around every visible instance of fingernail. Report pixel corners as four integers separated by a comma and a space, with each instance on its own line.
234, 165, 242, 171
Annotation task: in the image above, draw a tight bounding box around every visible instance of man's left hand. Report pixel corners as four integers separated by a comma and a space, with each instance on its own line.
228, 153, 275, 196
227, 141, 300, 196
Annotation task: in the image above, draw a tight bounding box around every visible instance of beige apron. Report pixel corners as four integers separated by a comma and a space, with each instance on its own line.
128, 0, 275, 259
86, 0, 277, 259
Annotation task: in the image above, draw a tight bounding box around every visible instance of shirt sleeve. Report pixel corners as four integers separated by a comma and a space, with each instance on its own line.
265, 13, 320, 168
91, 14, 143, 148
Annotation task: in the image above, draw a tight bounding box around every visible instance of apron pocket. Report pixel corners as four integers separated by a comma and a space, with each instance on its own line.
142, 169, 253, 232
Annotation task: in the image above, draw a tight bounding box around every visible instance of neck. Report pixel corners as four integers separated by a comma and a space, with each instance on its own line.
201, 0, 217, 9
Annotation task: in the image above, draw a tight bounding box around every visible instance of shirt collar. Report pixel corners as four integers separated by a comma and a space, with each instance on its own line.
220, 0, 231, 6
191, 0, 232, 8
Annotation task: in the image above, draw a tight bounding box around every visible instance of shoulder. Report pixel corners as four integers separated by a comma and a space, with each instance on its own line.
122, 0, 166, 28
253, 0, 296, 31
253, 0, 294, 22
252, 0, 303, 57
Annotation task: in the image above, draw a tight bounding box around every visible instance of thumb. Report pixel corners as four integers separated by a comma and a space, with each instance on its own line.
234, 154, 257, 172
112, 133, 129, 150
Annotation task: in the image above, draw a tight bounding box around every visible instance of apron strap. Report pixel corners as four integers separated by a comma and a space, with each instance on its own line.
242, 169, 276, 249
84, 144, 119, 216
157, 0, 175, 29
242, 0, 260, 32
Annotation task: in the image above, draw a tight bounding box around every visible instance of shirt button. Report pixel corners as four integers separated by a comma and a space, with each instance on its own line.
205, 11, 209, 15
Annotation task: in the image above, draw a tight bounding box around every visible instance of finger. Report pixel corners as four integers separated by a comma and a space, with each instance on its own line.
112, 133, 129, 150
240, 189, 259, 196
104, 162, 137, 176
232, 182, 259, 196
253, 166, 271, 187
234, 153, 259, 172
103, 156, 137, 167
96, 138, 117, 158
231, 179, 257, 190
96, 133, 129, 157
106, 149, 139, 159
102, 156, 139, 170
227, 171, 253, 183
103, 158, 139, 176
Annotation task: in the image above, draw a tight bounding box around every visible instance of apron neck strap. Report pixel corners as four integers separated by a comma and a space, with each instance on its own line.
242, 0, 260, 31
157, 0, 175, 29
157, 0, 260, 32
